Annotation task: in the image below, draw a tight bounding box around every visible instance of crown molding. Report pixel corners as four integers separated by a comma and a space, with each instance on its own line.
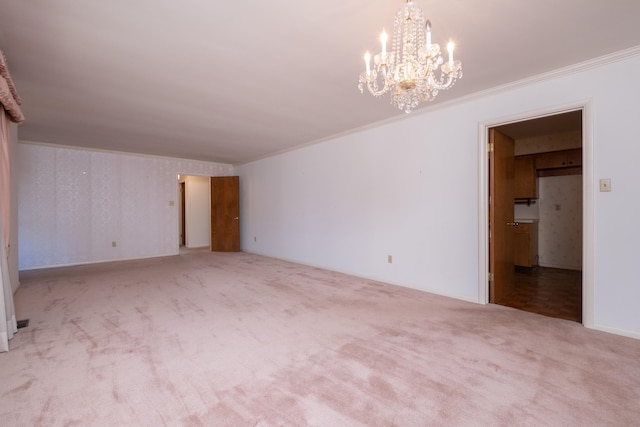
437, 45, 640, 109
235, 45, 640, 167
19, 140, 233, 167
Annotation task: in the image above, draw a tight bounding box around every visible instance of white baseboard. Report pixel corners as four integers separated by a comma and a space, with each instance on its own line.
590, 324, 640, 340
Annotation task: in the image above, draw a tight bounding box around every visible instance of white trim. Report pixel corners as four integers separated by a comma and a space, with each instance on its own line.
243, 249, 480, 304
477, 122, 489, 304
450, 47, 640, 116
581, 102, 595, 329
18, 139, 233, 168
592, 324, 640, 341
17, 48, 640, 168
236, 46, 640, 166
477, 100, 594, 329
176, 176, 182, 254
18, 252, 179, 272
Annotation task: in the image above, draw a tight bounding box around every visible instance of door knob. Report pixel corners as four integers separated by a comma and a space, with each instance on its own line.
233, 217, 239, 220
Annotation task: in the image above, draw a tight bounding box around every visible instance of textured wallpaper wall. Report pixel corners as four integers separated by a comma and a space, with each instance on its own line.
514, 130, 583, 270
18, 143, 232, 270
538, 175, 583, 270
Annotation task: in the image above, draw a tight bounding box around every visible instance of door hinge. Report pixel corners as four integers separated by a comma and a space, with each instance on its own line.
488, 143, 494, 153
488, 272, 494, 282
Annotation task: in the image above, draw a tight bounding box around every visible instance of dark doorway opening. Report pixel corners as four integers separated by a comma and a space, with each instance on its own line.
489, 110, 583, 322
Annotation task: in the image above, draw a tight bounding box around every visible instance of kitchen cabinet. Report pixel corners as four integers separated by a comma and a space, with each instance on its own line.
514, 155, 537, 199
535, 148, 582, 170
514, 221, 538, 268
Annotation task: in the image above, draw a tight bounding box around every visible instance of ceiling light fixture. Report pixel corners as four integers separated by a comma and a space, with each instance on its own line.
358, 0, 463, 113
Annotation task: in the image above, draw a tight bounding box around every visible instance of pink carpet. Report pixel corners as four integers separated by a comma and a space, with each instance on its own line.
2, 251, 639, 426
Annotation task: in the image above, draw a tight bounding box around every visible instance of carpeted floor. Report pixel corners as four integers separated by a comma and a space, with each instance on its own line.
2, 251, 639, 426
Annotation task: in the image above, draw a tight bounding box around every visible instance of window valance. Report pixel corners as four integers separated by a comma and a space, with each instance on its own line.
0, 50, 24, 123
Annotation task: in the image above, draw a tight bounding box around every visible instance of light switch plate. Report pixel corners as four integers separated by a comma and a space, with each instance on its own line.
599, 178, 611, 192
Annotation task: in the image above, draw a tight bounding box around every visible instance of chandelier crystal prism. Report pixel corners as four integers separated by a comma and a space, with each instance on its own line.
358, 0, 463, 113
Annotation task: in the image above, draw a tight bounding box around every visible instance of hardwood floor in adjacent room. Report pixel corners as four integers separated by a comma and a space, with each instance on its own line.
498, 267, 582, 323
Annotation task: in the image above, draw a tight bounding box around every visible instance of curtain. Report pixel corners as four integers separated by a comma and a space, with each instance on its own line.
0, 49, 23, 352
0, 214, 17, 352
0, 107, 17, 352
0, 51, 24, 124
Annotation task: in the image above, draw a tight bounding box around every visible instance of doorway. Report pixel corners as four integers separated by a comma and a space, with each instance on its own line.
178, 174, 211, 250
180, 181, 185, 246
487, 109, 584, 322
177, 175, 241, 253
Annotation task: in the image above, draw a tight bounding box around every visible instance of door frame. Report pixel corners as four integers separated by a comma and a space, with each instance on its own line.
477, 99, 594, 328
176, 174, 212, 252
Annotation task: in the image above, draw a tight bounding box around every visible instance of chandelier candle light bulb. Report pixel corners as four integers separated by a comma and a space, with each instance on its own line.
365, 51, 371, 75
380, 30, 388, 55
358, 0, 463, 113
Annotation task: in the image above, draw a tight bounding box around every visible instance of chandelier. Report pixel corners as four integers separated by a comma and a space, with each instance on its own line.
358, 0, 463, 113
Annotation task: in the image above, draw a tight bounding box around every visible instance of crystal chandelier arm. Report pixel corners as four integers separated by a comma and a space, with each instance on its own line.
428, 60, 462, 90
427, 69, 455, 90
359, 72, 391, 97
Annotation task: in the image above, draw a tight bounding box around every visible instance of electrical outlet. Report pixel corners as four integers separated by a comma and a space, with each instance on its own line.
169, 200, 175, 206
388, 255, 393, 264
599, 178, 611, 192
112, 241, 117, 247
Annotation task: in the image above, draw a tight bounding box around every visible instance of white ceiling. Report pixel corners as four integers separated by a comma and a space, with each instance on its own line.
1, 0, 640, 164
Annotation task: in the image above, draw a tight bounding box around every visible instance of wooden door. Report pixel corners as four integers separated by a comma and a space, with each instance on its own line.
489, 129, 515, 303
211, 176, 240, 252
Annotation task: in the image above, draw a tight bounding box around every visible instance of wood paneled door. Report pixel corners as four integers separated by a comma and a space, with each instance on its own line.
211, 176, 240, 252
489, 128, 516, 303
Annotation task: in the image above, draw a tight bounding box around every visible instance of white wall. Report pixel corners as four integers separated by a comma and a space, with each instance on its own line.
17, 143, 232, 269
236, 51, 640, 337
184, 175, 210, 248
238, 104, 481, 303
